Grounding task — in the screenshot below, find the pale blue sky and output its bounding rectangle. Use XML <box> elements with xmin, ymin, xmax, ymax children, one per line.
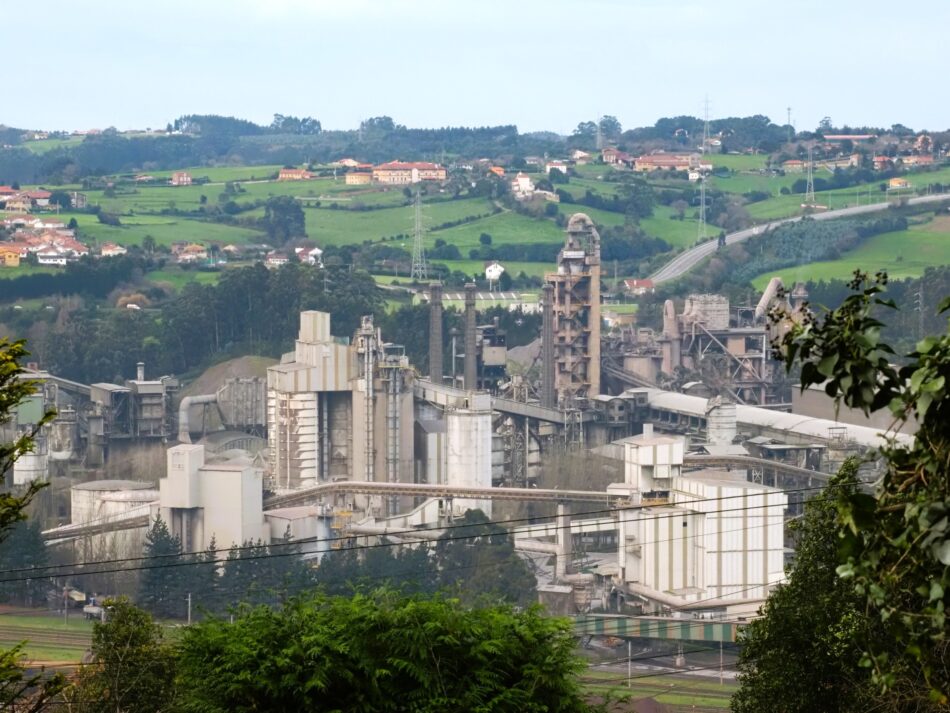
<box><xmin>7</xmin><ymin>0</ymin><xmax>947</xmax><ymax>134</ymax></box>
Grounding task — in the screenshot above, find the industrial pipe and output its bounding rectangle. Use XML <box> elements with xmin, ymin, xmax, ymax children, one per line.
<box><xmin>541</xmin><ymin>283</ymin><xmax>556</xmax><ymax>408</ymax></box>
<box><xmin>755</xmin><ymin>277</ymin><xmax>784</xmax><ymax>321</ymax></box>
<box><xmin>177</xmin><ymin>394</ymin><xmax>217</xmax><ymax>444</ymax></box>
<box><xmin>429</xmin><ymin>282</ymin><xmax>443</xmax><ymax>382</ymax></box>
<box><xmin>463</xmin><ymin>283</ymin><xmax>477</xmax><ymax>390</ymax></box>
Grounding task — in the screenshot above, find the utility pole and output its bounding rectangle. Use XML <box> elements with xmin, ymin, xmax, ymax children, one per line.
<box><xmin>187</xmin><ymin>592</ymin><xmax>192</xmax><ymax>625</ymax></box>
<box><xmin>627</xmin><ymin>640</ymin><xmax>632</xmax><ymax>688</ymax></box>
<box><xmin>786</xmin><ymin>106</ymin><xmax>792</xmax><ymax>145</ymax></box>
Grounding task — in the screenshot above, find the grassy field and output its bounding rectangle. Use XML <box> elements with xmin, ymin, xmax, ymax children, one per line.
<box><xmin>302</xmin><ymin>197</ymin><xmax>496</xmax><ymax>246</ymax></box>
<box><xmin>0</xmin><ymin>265</ymin><xmax>60</xmax><ymax>279</ymax></box>
<box><xmin>432</xmin><ymin>211</ymin><xmax>564</xmax><ymax>251</ymax></box>
<box><xmin>433</xmin><ymin>259</ymin><xmax>552</xmax><ymax>279</ymax></box>
<box><xmin>706</xmin><ymin>153</ymin><xmax>768</xmax><ymax>171</ymax></box>
<box><xmin>147</xmin><ymin>267</ymin><xmax>223</xmax><ymax>289</ymax></box>
<box><xmin>0</xmin><ymin>613</ymin><xmax>93</xmax><ymax>662</ymax></box>
<box><xmin>750</xmin><ymin>217</ymin><xmax>950</xmax><ymax>289</ymax></box>
<box><xmin>19</xmin><ymin>137</ymin><xmax>85</xmax><ymax>154</ymax></box>
<box><xmin>55</xmin><ymin>212</ymin><xmax>264</xmax><ymax>247</ymax></box>
<box><xmin>582</xmin><ymin>669</ymin><xmax>736</xmax><ymax>710</ymax></box>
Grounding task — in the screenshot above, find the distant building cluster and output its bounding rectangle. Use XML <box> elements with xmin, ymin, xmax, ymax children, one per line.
<box><xmin>0</xmin><ymin>214</ymin><xmax>90</xmax><ymax>266</ymax></box>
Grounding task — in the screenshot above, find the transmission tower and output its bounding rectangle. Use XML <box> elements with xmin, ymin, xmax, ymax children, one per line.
<box><xmin>786</xmin><ymin>107</ymin><xmax>792</xmax><ymax>145</ymax></box>
<box><xmin>804</xmin><ymin>145</ymin><xmax>816</xmax><ymax>205</ymax></box>
<box><xmin>410</xmin><ymin>189</ymin><xmax>428</xmax><ymax>281</ymax></box>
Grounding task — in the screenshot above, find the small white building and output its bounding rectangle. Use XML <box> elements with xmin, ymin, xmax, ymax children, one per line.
<box><xmin>510</xmin><ymin>172</ymin><xmax>535</xmax><ymax>199</ymax></box>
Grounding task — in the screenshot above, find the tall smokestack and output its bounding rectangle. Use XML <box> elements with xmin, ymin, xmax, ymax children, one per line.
<box><xmin>428</xmin><ymin>282</ymin><xmax>443</xmax><ymax>383</ymax></box>
<box><xmin>463</xmin><ymin>283</ymin><xmax>477</xmax><ymax>390</ymax></box>
<box><xmin>136</xmin><ymin>362</ymin><xmax>145</xmax><ymax>381</ymax></box>
<box><xmin>541</xmin><ymin>284</ymin><xmax>556</xmax><ymax>408</ymax></box>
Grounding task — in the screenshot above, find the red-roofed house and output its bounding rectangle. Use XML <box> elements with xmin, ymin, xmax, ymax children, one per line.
<box><xmin>0</xmin><ymin>186</ymin><xmax>18</xmax><ymax>196</ymax></box>
<box><xmin>873</xmin><ymin>156</ymin><xmax>893</xmax><ymax>171</ymax></box>
<box><xmin>23</xmin><ymin>190</ymin><xmax>52</xmax><ymax>207</ymax></box>
<box><xmin>100</xmin><ymin>242</ymin><xmax>128</xmax><ymax>257</ymax></box>
<box><xmin>489</xmin><ymin>166</ymin><xmax>505</xmax><ymax>178</ymax></box>
<box><xmin>170</xmin><ymin>171</ymin><xmax>193</xmax><ymax>186</ymax></box>
<box><xmin>278</xmin><ymin>168</ymin><xmax>314</xmax><ymax>181</ymax></box>
<box><xmin>545</xmin><ymin>160</ymin><xmax>569</xmax><ymax>175</ymax></box>
<box><xmin>781</xmin><ymin>159</ymin><xmax>805</xmax><ymax>173</ymax></box>
<box><xmin>623</xmin><ymin>278</ymin><xmax>655</xmax><ymax>295</ymax></box>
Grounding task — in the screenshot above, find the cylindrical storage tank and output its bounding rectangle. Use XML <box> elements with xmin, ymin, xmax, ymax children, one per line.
<box><xmin>13</xmin><ymin>453</ymin><xmax>48</xmax><ymax>485</ymax></box>
<box><xmin>70</xmin><ymin>480</ymin><xmax>157</xmax><ymax>526</ymax></box>
<box><xmin>706</xmin><ymin>401</ymin><xmax>737</xmax><ymax>445</ymax></box>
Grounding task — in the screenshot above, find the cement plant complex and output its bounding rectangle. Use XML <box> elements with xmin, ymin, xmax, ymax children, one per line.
<box><xmin>3</xmin><ymin>213</ymin><xmax>904</xmax><ymax>631</ymax></box>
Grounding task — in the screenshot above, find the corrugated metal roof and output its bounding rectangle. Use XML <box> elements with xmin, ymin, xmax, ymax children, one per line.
<box><xmin>645</xmin><ymin>389</ymin><xmax>912</xmax><ymax>448</ymax></box>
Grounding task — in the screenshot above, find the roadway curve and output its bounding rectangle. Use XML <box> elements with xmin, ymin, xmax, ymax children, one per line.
<box><xmin>649</xmin><ymin>193</ymin><xmax>950</xmax><ymax>285</ymax></box>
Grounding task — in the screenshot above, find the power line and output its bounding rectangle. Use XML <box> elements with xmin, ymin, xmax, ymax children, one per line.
<box><xmin>3</xmin><ymin>484</ymin><xmax>832</xmax><ymax>583</ymax></box>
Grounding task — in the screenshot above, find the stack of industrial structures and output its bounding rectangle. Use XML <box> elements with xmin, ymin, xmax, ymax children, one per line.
<box><xmin>14</xmin><ymin>214</ymin><xmax>911</xmax><ymax>619</ymax></box>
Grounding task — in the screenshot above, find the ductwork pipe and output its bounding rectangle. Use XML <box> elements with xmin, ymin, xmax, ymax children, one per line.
<box><xmin>178</xmin><ymin>394</ymin><xmax>217</xmax><ymax>444</ymax></box>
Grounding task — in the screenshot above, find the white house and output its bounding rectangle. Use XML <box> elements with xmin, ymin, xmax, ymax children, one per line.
<box><xmin>294</xmin><ymin>246</ymin><xmax>324</xmax><ymax>267</ymax></box>
<box><xmin>545</xmin><ymin>160</ymin><xmax>569</xmax><ymax>176</ymax></box>
<box><xmin>510</xmin><ymin>172</ymin><xmax>535</xmax><ymax>199</ymax></box>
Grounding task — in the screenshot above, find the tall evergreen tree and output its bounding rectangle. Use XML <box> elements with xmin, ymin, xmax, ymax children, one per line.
<box><xmin>138</xmin><ymin>516</ymin><xmax>185</xmax><ymax>619</ymax></box>
<box><xmin>0</xmin><ymin>519</ymin><xmax>48</xmax><ymax>606</ymax></box>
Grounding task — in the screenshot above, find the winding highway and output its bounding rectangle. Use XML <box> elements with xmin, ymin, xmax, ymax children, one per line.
<box><xmin>649</xmin><ymin>193</ymin><xmax>950</xmax><ymax>285</ymax></box>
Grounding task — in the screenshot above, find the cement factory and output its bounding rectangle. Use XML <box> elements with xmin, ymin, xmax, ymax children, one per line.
<box><xmin>4</xmin><ymin>213</ymin><xmax>907</xmax><ymax>621</ymax></box>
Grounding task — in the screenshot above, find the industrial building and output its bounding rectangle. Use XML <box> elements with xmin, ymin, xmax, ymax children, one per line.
<box><xmin>21</xmin><ymin>213</ymin><xmax>912</xmax><ymax>631</ymax></box>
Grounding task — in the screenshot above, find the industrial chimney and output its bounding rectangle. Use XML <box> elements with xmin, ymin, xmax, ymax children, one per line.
<box><xmin>541</xmin><ymin>283</ymin><xmax>556</xmax><ymax>408</ymax></box>
<box><xmin>463</xmin><ymin>283</ymin><xmax>477</xmax><ymax>390</ymax></box>
<box><xmin>429</xmin><ymin>283</ymin><xmax>443</xmax><ymax>383</ymax></box>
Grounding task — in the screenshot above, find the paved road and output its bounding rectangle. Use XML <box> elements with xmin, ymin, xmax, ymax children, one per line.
<box><xmin>649</xmin><ymin>193</ymin><xmax>950</xmax><ymax>285</ymax></box>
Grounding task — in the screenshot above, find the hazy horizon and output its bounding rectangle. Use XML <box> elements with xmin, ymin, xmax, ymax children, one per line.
<box><xmin>6</xmin><ymin>0</ymin><xmax>948</xmax><ymax>134</ymax></box>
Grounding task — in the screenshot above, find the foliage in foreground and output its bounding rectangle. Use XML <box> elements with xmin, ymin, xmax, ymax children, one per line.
<box><xmin>770</xmin><ymin>271</ymin><xmax>949</xmax><ymax>706</ymax></box>
<box><xmin>0</xmin><ymin>339</ymin><xmax>63</xmax><ymax>711</ymax></box>
<box><xmin>60</xmin><ymin>594</ymin><xmax>591</xmax><ymax>713</ymax></box>
<box><xmin>733</xmin><ymin>460</ymin><xmax>878</xmax><ymax>712</ymax></box>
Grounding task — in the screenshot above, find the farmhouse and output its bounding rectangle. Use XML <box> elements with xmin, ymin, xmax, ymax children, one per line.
<box><xmin>100</xmin><ymin>242</ymin><xmax>128</xmax><ymax>257</ymax></box>
<box><xmin>265</xmin><ymin>250</ymin><xmax>290</xmax><ymax>267</ymax></box>
<box><xmin>781</xmin><ymin>159</ymin><xmax>805</xmax><ymax>173</ymax></box>
<box><xmin>345</xmin><ymin>172</ymin><xmax>372</xmax><ymax>185</ymax></box>
<box><xmin>634</xmin><ymin>153</ymin><xmax>700</xmax><ymax>172</ymax></box>
<box><xmin>177</xmin><ymin>243</ymin><xmax>208</xmax><ymax>263</ymax></box>
<box><xmin>333</xmin><ymin>158</ymin><xmax>360</xmax><ymax>168</ymax></box>
<box><xmin>888</xmin><ymin>177</ymin><xmax>911</xmax><ymax>189</ymax></box>
<box><xmin>372</xmin><ymin>161</ymin><xmax>446</xmax><ymax>185</ymax></box>
<box><xmin>602</xmin><ymin>148</ymin><xmax>635</xmax><ymax>167</ymax></box>
<box><xmin>873</xmin><ymin>156</ymin><xmax>893</xmax><ymax>170</ymax></box>
<box><xmin>623</xmin><ymin>278</ymin><xmax>655</xmax><ymax>295</ymax></box>
<box><xmin>170</xmin><ymin>171</ymin><xmax>193</xmax><ymax>186</ymax></box>
<box><xmin>0</xmin><ymin>246</ymin><xmax>21</xmax><ymax>267</ymax></box>
<box><xmin>901</xmin><ymin>154</ymin><xmax>934</xmax><ymax>167</ymax></box>
<box><xmin>545</xmin><ymin>160</ymin><xmax>569</xmax><ymax>175</ymax></box>
<box><xmin>489</xmin><ymin>166</ymin><xmax>505</xmax><ymax>178</ymax></box>
<box><xmin>510</xmin><ymin>172</ymin><xmax>535</xmax><ymax>199</ymax></box>
<box><xmin>278</xmin><ymin>168</ymin><xmax>313</xmax><ymax>181</ymax></box>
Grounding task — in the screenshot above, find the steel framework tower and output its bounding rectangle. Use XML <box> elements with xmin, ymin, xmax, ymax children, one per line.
<box><xmin>410</xmin><ymin>190</ymin><xmax>428</xmax><ymax>281</ymax></box>
<box><xmin>545</xmin><ymin>214</ymin><xmax>601</xmax><ymax>408</ymax></box>
<box><xmin>804</xmin><ymin>146</ymin><xmax>816</xmax><ymax>205</ymax></box>
<box><xmin>698</xmin><ymin>97</ymin><xmax>711</xmax><ymax>242</ymax></box>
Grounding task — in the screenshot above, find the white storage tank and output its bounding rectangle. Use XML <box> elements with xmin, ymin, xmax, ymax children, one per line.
<box><xmin>71</xmin><ymin>480</ymin><xmax>158</xmax><ymax>526</ymax></box>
